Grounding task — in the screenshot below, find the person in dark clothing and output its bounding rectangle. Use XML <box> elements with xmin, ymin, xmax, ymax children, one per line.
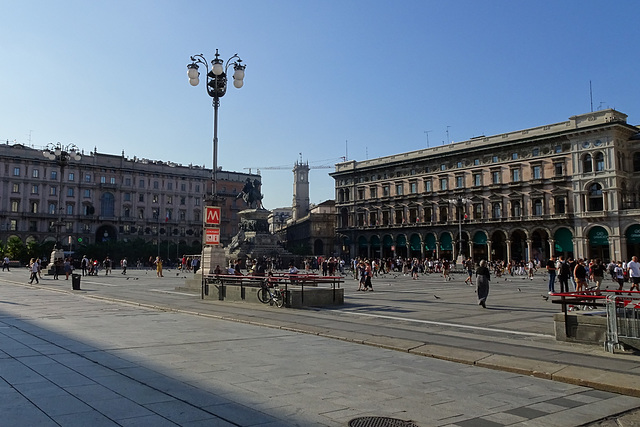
<box><xmin>476</xmin><ymin>260</ymin><xmax>491</xmax><ymax>308</ymax></box>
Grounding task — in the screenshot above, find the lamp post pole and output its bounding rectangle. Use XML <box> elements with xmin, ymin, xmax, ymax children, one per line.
<box><xmin>43</xmin><ymin>143</ymin><xmax>81</xmax><ymax>270</ymax></box>
<box><xmin>187</xmin><ymin>49</ymin><xmax>245</xmax><ymax>204</ymax></box>
<box><xmin>187</xmin><ymin>49</ymin><xmax>245</xmax><ymax>283</ymax></box>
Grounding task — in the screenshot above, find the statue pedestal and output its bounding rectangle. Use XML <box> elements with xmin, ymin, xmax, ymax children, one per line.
<box><xmin>47</xmin><ymin>248</ymin><xmax>64</xmax><ymax>275</ymax></box>
<box><xmin>225</xmin><ymin>209</ymin><xmax>292</xmax><ymax>263</ymax></box>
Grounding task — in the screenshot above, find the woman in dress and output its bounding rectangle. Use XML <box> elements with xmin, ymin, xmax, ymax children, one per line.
<box><xmin>476</xmin><ymin>259</ymin><xmax>491</xmax><ymax>308</ymax></box>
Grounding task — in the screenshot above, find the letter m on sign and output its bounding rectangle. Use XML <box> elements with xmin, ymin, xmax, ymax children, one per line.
<box><xmin>205</xmin><ymin>206</ymin><xmax>221</xmax><ymax>226</ymax></box>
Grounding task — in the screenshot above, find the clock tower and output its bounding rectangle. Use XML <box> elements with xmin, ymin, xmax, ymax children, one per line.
<box><xmin>292</xmin><ymin>159</ymin><xmax>310</xmax><ymax>221</ymax></box>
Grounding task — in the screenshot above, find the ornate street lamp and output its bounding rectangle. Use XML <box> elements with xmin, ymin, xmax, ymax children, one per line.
<box><xmin>447</xmin><ymin>196</ymin><xmax>470</xmax><ymax>264</ymax></box>
<box><xmin>187</xmin><ymin>49</ymin><xmax>246</xmax><ymax>203</ymax></box>
<box><xmin>42</xmin><ymin>143</ymin><xmax>81</xmax><ymax>250</ymax></box>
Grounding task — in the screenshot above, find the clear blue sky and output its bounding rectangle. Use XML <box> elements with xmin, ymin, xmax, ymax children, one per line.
<box><xmin>1</xmin><ymin>0</ymin><xmax>638</xmax><ymax>209</ymax></box>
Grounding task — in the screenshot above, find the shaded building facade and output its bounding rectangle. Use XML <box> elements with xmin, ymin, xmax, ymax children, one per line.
<box><xmin>0</xmin><ymin>143</ymin><xmax>259</xmax><ymax>252</ymax></box>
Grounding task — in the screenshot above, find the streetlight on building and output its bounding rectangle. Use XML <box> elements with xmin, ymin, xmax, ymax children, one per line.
<box><xmin>447</xmin><ymin>196</ymin><xmax>470</xmax><ymax>264</ymax></box>
<box><xmin>187</xmin><ymin>49</ymin><xmax>246</xmax><ymax>203</ymax></box>
<box><xmin>42</xmin><ymin>143</ymin><xmax>81</xmax><ymax>268</ymax></box>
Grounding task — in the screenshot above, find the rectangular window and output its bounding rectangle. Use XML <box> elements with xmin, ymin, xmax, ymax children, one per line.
<box><xmin>153</xmin><ymin>181</ymin><xmax>159</xmax><ymax>189</ymax></box>
<box><xmin>511</xmin><ymin>169</ymin><xmax>520</xmax><ymax>182</ymax></box>
<box><xmin>9</xmin><ymin>220</ymin><xmax>17</xmax><ymax>231</ymax></box>
<box><xmin>67</xmin><ymin>188</ymin><xmax>74</xmax><ymax>197</ymax></box>
<box><xmin>167</xmin><ymin>182</ymin><xmax>173</xmax><ymax>190</ymax></box>
<box><xmin>13</xmin><ymin>167</ymin><xmax>20</xmax><ymax>176</ymax></box>
<box><xmin>110</xmin><ymin>177</ymin><xmax>116</xmax><ymax>184</ymax></box>
<box><xmin>84</xmin><ymin>189</ymin><xmax>91</xmax><ymax>198</ymax></box>
<box><xmin>382</xmin><ymin>185</ymin><xmax>390</xmax><ymax>197</ymax></box>
<box><xmin>533</xmin><ymin>165</ymin><xmax>542</xmax><ymax>179</ymax></box>
<box><xmin>473</xmin><ymin>173</ymin><xmax>481</xmax><ymax>187</ymax></box>
<box><xmin>369</xmin><ymin>187</ymin><xmax>377</xmax><ymax>198</ymax></box>
<box><xmin>66</xmin><ymin>205</ymin><xmax>73</xmax><ymax>215</ymax></box>
<box><xmin>179</xmin><ymin>210</ymin><xmax>186</xmax><ymax>221</ymax></box>
<box><xmin>50</xmin><ymin>186</ymin><xmax>56</xmax><ymax>196</ymax></box>
<box><xmin>123</xmin><ymin>193</ymin><xmax>130</xmax><ymax>201</ymax></box>
<box><xmin>68</xmin><ymin>172</ymin><xmax>75</xmax><ymax>181</ymax></box>
<box><xmin>32</xmin><ymin>169</ymin><xmax>39</xmax><ymax>178</ymax></box>
<box><xmin>49</xmin><ymin>203</ymin><xmax>56</xmax><ymax>214</ymax></box>
<box><xmin>125</xmin><ymin>177</ymin><xmax>131</xmax><ymax>186</ymax></box>
<box><xmin>511</xmin><ymin>153</ymin><xmax>518</xmax><ymax>160</ymax></box>
<box><xmin>410</xmin><ymin>182</ymin><xmax>417</xmax><ymax>194</ymax></box>
<box><xmin>195</xmin><ymin>184</ymin><xmax>199</xmax><ymax>192</ymax></box>
<box><xmin>152</xmin><ymin>194</ymin><xmax>159</xmax><ymax>203</ymax></box>
<box><xmin>396</xmin><ymin>184</ymin><xmax>403</xmax><ymax>196</ymax></box>
<box><xmin>167</xmin><ymin>195</ymin><xmax>173</xmax><ymax>204</ymax></box>
<box><xmin>556</xmin><ymin>197</ymin><xmax>566</xmax><ymax>214</ymax></box>
<box><xmin>357</xmin><ymin>188</ymin><xmax>365</xmax><ymax>200</ymax></box>
<box><xmin>12</xmin><ymin>184</ymin><xmax>19</xmax><ymax>193</ymax></box>
<box><xmin>139</xmin><ymin>179</ymin><xmax>145</xmax><ymax>188</ymax></box>
<box><xmin>455</xmin><ymin>176</ymin><xmax>463</xmax><ymax>189</ymax></box>
<box><xmin>31</xmin><ymin>202</ymin><xmax>38</xmax><ymax>214</ymax></box>
<box><xmin>554</xmin><ymin>163</ymin><xmax>564</xmax><ymax>177</ymax></box>
<box><xmin>492</xmin><ymin>171</ymin><xmax>500</xmax><ymax>184</ymax></box>
<box><xmin>492</xmin><ymin>156</ymin><xmax>498</xmax><ymax>163</ymax></box>
<box><xmin>31</xmin><ymin>185</ymin><xmax>39</xmax><ymax>194</ymax></box>
<box><xmin>440</xmin><ymin>178</ymin><xmax>448</xmax><ymax>191</ymax></box>
<box><xmin>85</xmin><ymin>174</ymin><xmax>91</xmax><ymax>182</ymax></box>
<box><xmin>11</xmin><ymin>201</ymin><xmax>19</xmax><ymax>212</ymax></box>
<box><xmin>180</xmin><ymin>196</ymin><xmax>186</xmax><ymax>205</ymax></box>
<box><xmin>195</xmin><ymin>197</ymin><xmax>200</xmax><ymax>206</ymax></box>
<box><xmin>100</xmin><ymin>176</ymin><xmax>106</xmax><ymax>184</ymax></box>
<box><xmin>474</xmin><ymin>159</ymin><xmax>480</xmax><ymax>166</ymax></box>
<box><xmin>139</xmin><ymin>194</ymin><xmax>144</xmax><ymax>202</ymax></box>
<box><xmin>51</xmin><ymin>171</ymin><xmax>57</xmax><ymax>180</ymax></box>
<box><xmin>181</xmin><ymin>183</ymin><xmax>186</xmax><ymax>191</ymax></box>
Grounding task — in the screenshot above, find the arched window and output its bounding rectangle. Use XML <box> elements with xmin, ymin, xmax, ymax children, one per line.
<box><xmin>583</xmin><ymin>154</ymin><xmax>593</xmax><ymax>173</ymax></box>
<box><xmin>588</xmin><ymin>183</ymin><xmax>604</xmax><ymax>211</ymax></box>
<box><xmin>595</xmin><ymin>152</ymin><xmax>605</xmax><ymax>171</ymax></box>
<box><xmin>492</xmin><ymin>202</ymin><xmax>501</xmax><ymax>218</ymax></box>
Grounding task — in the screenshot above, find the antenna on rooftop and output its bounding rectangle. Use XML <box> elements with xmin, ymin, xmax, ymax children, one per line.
<box><xmin>590</xmin><ymin>80</ymin><xmax>593</xmax><ymax>112</ymax></box>
<box><xmin>424</xmin><ymin>130</ymin><xmax>432</xmax><ymax>148</ymax></box>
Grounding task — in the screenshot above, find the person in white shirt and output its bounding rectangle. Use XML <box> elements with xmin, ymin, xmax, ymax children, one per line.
<box><xmin>627</xmin><ymin>256</ymin><xmax>640</xmax><ymax>293</ymax></box>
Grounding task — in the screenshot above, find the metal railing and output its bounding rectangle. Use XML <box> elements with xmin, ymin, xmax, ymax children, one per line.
<box><xmin>605</xmin><ymin>294</ymin><xmax>640</xmax><ymax>353</ymax></box>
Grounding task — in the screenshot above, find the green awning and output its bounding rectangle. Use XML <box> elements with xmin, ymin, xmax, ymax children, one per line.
<box><xmin>424</xmin><ymin>233</ymin><xmax>436</xmax><ymax>250</ymax></box>
<box><xmin>554</xmin><ymin>228</ymin><xmax>574</xmax><ymax>252</ymax></box>
<box><xmin>440</xmin><ymin>233</ymin><xmax>452</xmax><ymax>251</ymax></box>
<box><xmin>588</xmin><ymin>226</ymin><xmax>609</xmax><ymax>246</ymax></box>
<box><xmin>410</xmin><ymin>234</ymin><xmax>421</xmax><ymax>251</ymax></box>
<box><xmin>627</xmin><ymin>225</ymin><xmax>640</xmax><ymax>244</ymax></box>
<box><xmin>473</xmin><ymin>231</ymin><xmax>487</xmax><ymax>245</ymax></box>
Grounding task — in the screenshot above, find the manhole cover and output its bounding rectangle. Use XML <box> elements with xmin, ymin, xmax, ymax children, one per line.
<box><xmin>348</xmin><ymin>416</ymin><xmax>420</xmax><ymax>427</ymax></box>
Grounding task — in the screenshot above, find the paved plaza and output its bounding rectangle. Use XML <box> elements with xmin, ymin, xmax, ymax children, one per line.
<box><xmin>1</xmin><ymin>267</ymin><xmax>640</xmax><ymax>426</ymax></box>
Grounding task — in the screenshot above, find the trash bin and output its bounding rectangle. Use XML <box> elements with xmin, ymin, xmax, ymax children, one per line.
<box><xmin>71</xmin><ymin>273</ymin><xmax>81</xmax><ymax>290</ymax></box>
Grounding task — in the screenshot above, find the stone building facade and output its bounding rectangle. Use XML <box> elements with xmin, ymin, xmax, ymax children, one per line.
<box><xmin>0</xmin><ymin>143</ymin><xmax>259</xmax><ymax>251</ymax></box>
<box><xmin>331</xmin><ymin>109</ymin><xmax>640</xmax><ymax>263</ymax></box>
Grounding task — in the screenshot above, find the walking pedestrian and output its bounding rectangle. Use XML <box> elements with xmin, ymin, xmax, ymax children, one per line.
<box><xmin>155</xmin><ymin>256</ymin><xmax>164</xmax><ymax>277</ymax></box>
<box><xmin>121</xmin><ymin>258</ymin><xmax>128</xmax><ymax>275</ymax></box>
<box><xmin>628</xmin><ymin>256</ymin><xmax>640</xmax><ymax>293</ymax></box>
<box><xmin>28</xmin><ymin>258</ymin><xmax>39</xmax><ymax>284</ymax></box>
<box><xmin>546</xmin><ymin>255</ymin><xmax>557</xmax><ymax>294</ymax></box>
<box><xmin>2</xmin><ymin>255</ymin><xmax>10</xmax><ymax>271</ymax></box>
<box><xmin>476</xmin><ymin>260</ymin><xmax>490</xmax><ymax>308</ymax></box>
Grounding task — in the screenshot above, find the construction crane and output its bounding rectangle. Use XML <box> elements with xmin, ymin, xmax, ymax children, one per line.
<box><xmin>243</xmin><ymin>155</ymin><xmax>339</xmax><ymax>175</ymax></box>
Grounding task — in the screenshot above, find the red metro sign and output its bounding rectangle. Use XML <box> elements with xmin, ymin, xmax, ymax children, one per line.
<box><xmin>204</xmin><ymin>206</ymin><xmax>221</xmax><ymax>226</ymax></box>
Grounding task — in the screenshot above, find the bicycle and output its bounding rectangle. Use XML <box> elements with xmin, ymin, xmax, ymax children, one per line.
<box><xmin>257</xmin><ymin>282</ymin><xmax>285</xmax><ymax>307</ymax></box>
